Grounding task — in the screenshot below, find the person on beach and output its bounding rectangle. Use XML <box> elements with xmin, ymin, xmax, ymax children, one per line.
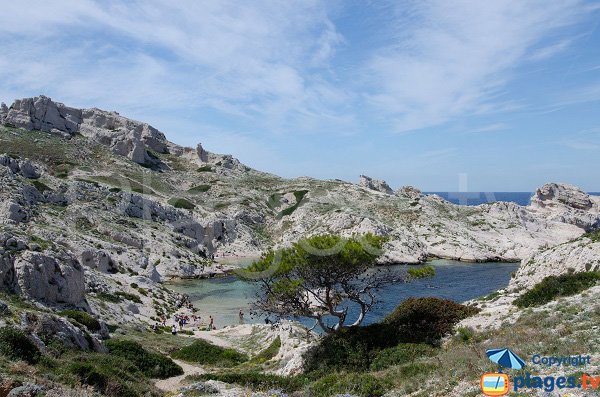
<box><xmin>171</xmin><ymin>324</ymin><xmax>177</xmax><ymax>335</ymax></box>
<box><xmin>208</xmin><ymin>315</ymin><xmax>214</xmax><ymax>330</ymax></box>
<box><xmin>238</xmin><ymin>309</ymin><xmax>244</xmax><ymax>323</ymax></box>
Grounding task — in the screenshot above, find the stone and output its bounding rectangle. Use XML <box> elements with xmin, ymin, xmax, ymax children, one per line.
<box><xmin>531</xmin><ymin>183</ymin><xmax>593</xmax><ymax>210</ymax></box>
<box><xmin>0</xmin><ymin>299</ymin><xmax>10</xmax><ymax>316</ymax></box>
<box><xmin>7</xmin><ymin>382</ymin><xmax>44</xmax><ymax>397</ymax></box>
<box><xmin>79</xmin><ymin>249</ymin><xmax>115</xmax><ymax>273</ymax></box>
<box><xmin>358</xmin><ymin>174</ymin><xmax>393</xmax><ymax>194</ymax></box>
<box><xmin>13</xmin><ymin>251</ymin><xmax>85</xmax><ymax>304</ymax></box>
<box><xmin>0</xmin><ymin>154</ymin><xmax>40</xmax><ymax>179</ymax></box>
<box><xmin>0</xmin><ymin>200</ymin><xmax>28</xmax><ymax>224</ymax></box>
<box><xmin>20</xmin><ymin>312</ymin><xmax>106</xmax><ymax>353</ymax></box>
<box><xmin>196</xmin><ymin>143</ymin><xmax>208</xmax><ymax>162</ymax></box>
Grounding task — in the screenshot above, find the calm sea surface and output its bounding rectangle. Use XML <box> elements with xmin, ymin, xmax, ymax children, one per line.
<box><xmin>167</xmin><ymin>260</ymin><xmax>520</xmax><ymax>329</ymax></box>
<box><xmin>427</xmin><ymin>192</ymin><xmax>600</xmax><ymax>206</ymax></box>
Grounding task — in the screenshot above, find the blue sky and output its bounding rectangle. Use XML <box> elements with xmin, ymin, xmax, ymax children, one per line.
<box><xmin>1</xmin><ymin>1</ymin><xmax>599</xmax><ymax>191</ymax></box>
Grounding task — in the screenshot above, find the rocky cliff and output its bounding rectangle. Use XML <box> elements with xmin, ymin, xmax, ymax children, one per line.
<box><xmin>1</xmin><ymin>95</ymin><xmax>599</xmax><ymax>326</ymax></box>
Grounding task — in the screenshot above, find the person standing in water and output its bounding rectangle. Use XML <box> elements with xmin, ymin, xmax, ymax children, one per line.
<box><xmin>238</xmin><ymin>309</ymin><xmax>244</xmax><ymax>324</ymax></box>
<box><xmin>208</xmin><ymin>315</ymin><xmax>214</xmax><ymax>330</ymax></box>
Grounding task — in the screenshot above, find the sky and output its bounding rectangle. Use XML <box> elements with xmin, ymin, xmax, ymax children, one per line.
<box><xmin>1</xmin><ymin>0</ymin><xmax>599</xmax><ymax>192</ymax></box>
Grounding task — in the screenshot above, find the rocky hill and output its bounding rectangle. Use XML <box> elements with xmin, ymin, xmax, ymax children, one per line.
<box><xmin>1</xmin><ymin>96</ymin><xmax>600</xmax><ymax>326</ymax></box>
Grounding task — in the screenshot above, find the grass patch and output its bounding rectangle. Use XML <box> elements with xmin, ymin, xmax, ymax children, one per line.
<box><xmin>249</xmin><ymin>336</ymin><xmax>281</xmax><ymax>364</ymax></box>
<box><xmin>31</xmin><ymin>179</ymin><xmax>52</xmax><ymax>192</ymax></box>
<box><xmin>171</xmin><ymin>339</ymin><xmax>248</xmax><ymax>367</ymax></box>
<box><xmin>191</xmin><ymin>372</ymin><xmax>308</xmax><ymax>392</ymax></box>
<box><xmin>276</xmin><ymin>190</ymin><xmax>308</xmax><ymax>219</ymax></box>
<box><xmin>583</xmin><ymin>229</ymin><xmax>600</xmax><ymax>243</ymax></box>
<box><xmin>308</xmin><ymin>372</ymin><xmax>391</xmax><ymax>397</ymax></box>
<box><xmin>59</xmin><ymin>310</ymin><xmax>101</xmax><ymax>332</ymax></box>
<box><xmin>513</xmin><ymin>271</ymin><xmax>600</xmax><ymax>308</ymax></box>
<box><xmin>168</xmin><ymin>197</ymin><xmax>195</xmax><ymax>210</ymax></box>
<box><xmin>104</xmin><ymin>339</ymin><xmax>183</xmax><ymax>378</ymax></box>
<box><xmin>0</xmin><ymin>327</ymin><xmax>41</xmax><ymax>364</ymax></box>
<box><xmin>407</xmin><ymin>265</ymin><xmax>435</xmax><ymax>279</ymax></box>
<box><xmin>370</xmin><ymin>343</ymin><xmax>437</xmax><ymax>371</ymax></box>
<box><xmin>188</xmin><ymin>184</ymin><xmax>211</xmax><ymax>193</ymax></box>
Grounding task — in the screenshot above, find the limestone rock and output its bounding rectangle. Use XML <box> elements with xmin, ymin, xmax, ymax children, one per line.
<box><xmin>358</xmin><ymin>174</ymin><xmax>393</xmax><ymax>194</ymax></box>
<box><xmin>396</xmin><ymin>185</ymin><xmax>422</xmax><ymax>200</ymax></box>
<box><xmin>20</xmin><ymin>312</ymin><xmax>106</xmax><ymax>352</ymax></box>
<box><xmin>0</xmin><ymin>200</ymin><xmax>28</xmax><ymax>224</ymax></box>
<box><xmin>197</xmin><ymin>143</ymin><xmax>208</xmax><ymax>162</ymax></box>
<box><xmin>531</xmin><ymin>183</ymin><xmax>593</xmax><ymax>210</ymax></box>
<box><xmin>0</xmin><ymin>154</ymin><xmax>40</xmax><ymax>179</ymax></box>
<box><xmin>79</xmin><ymin>249</ymin><xmax>115</xmax><ymax>273</ymax></box>
<box><xmin>7</xmin><ymin>383</ymin><xmax>44</xmax><ymax>397</ymax></box>
<box><xmin>0</xmin><ymin>299</ymin><xmax>10</xmax><ymax>316</ymax></box>
<box><xmin>13</xmin><ymin>251</ymin><xmax>85</xmax><ymax>304</ymax></box>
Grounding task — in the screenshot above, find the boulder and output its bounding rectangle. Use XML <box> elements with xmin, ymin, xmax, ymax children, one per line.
<box><xmin>531</xmin><ymin>183</ymin><xmax>593</xmax><ymax>210</ymax></box>
<box><xmin>13</xmin><ymin>251</ymin><xmax>85</xmax><ymax>304</ymax></box>
<box><xmin>358</xmin><ymin>174</ymin><xmax>393</xmax><ymax>194</ymax></box>
<box><xmin>20</xmin><ymin>312</ymin><xmax>106</xmax><ymax>353</ymax></box>
<box><xmin>0</xmin><ymin>299</ymin><xmax>10</xmax><ymax>316</ymax></box>
<box><xmin>0</xmin><ymin>200</ymin><xmax>28</xmax><ymax>224</ymax></box>
<box><xmin>7</xmin><ymin>383</ymin><xmax>44</xmax><ymax>397</ymax></box>
<box><xmin>79</xmin><ymin>249</ymin><xmax>115</xmax><ymax>273</ymax></box>
<box><xmin>196</xmin><ymin>143</ymin><xmax>208</xmax><ymax>162</ymax></box>
<box><xmin>0</xmin><ymin>154</ymin><xmax>40</xmax><ymax>179</ymax></box>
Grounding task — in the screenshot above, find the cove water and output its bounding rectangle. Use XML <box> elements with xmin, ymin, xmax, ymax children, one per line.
<box><xmin>167</xmin><ymin>259</ymin><xmax>519</xmax><ymax>330</ymax></box>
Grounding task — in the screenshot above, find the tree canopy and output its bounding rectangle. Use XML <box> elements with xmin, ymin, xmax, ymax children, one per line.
<box><xmin>238</xmin><ymin>234</ymin><xmax>400</xmax><ymax>333</ymax></box>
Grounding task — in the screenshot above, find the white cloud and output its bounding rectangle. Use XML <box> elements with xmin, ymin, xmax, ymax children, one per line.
<box><xmin>363</xmin><ymin>0</ymin><xmax>589</xmax><ymax>133</ymax></box>
<box><xmin>0</xmin><ymin>0</ymin><xmax>350</xmax><ymax>135</ymax></box>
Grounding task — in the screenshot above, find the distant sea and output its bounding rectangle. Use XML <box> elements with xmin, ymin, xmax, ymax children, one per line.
<box><xmin>426</xmin><ymin>192</ymin><xmax>600</xmax><ymax>206</ymax></box>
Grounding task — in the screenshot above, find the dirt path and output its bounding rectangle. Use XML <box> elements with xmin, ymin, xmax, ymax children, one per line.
<box><xmin>155</xmin><ymin>359</ymin><xmax>204</xmax><ymax>392</ymax></box>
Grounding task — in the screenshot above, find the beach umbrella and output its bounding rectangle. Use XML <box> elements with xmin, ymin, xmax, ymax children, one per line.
<box><xmin>486</xmin><ymin>348</ymin><xmax>526</xmax><ymax>370</ymax></box>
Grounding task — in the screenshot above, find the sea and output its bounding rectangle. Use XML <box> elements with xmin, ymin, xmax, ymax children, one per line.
<box><xmin>426</xmin><ymin>191</ymin><xmax>600</xmax><ymax>206</ymax></box>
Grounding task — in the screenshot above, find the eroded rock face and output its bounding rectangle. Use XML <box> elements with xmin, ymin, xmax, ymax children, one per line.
<box><xmin>0</xmin><ymin>154</ymin><xmax>40</xmax><ymax>179</ymax></box>
<box><xmin>20</xmin><ymin>312</ymin><xmax>106</xmax><ymax>352</ymax></box>
<box><xmin>0</xmin><ymin>200</ymin><xmax>28</xmax><ymax>224</ymax></box>
<box><xmin>529</xmin><ymin>183</ymin><xmax>600</xmax><ymax>231</ymax></box>
<box><xmin>79</xmin><ymin>250</ymin><xmax>115</xmax><ymax>273</ymax></box>
<box><xmin>1</xmin><ymin>96</ymin><xmax>168</xmax><ymax>164</ymax></box>
<box><xmin>531</xmin><ymin>183</ymin><xmax>593</xmax><ymax>210</ymax></box>
<box><xmin>13</xmin><ymin>251</ymin><xmax>85</xmax><ymax>305</ymax></box>
<box><xmin>358</xmin><ymin>175</ymin><xmax>393</xmax><ymax>194</ymax></box>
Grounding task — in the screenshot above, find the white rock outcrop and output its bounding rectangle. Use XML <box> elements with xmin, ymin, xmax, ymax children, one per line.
<box><xmin>358</xmin><ymin>174</ymin><xmax>393</xmax><ymax>194</ymax></box>
<box><xmin>13</xmin><ymin>251</ymin><xmax>85</xmax><ymax>304</ymax></box>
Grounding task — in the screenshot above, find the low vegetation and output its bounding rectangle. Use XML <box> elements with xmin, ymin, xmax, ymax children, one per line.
<box><xmin>513</xmin><ymin>271</ymin><xmax>600</xmax><ymax>308</ymax></box>
<box><xmin>0</xmin><ymin>327</ymin><xmax>41</xmax><ymax>364</ymax></box>
<box><xmin>407</xmin><ymin>265</ymin><xmax>435</xmax><ymax>278</ymax></box>
<box><xmin>171</xmin><ymin>339</ymin><xmax>248</xmax><ymax>367</ymax></box>
<box><xmin>59</xmin><ymin>310</ymin><xmax>101</xmax><ymax>332</ymax></box>
<box><xmin>188</xmin><ymin>184</ymin><xmax>211</xmax><ymax>193</ymax></box>
<box><xmin>105</xmin><ymin>339</ymin><xmax>183</xmax><ymax>378</ymax></box>
<box><xmin>168</xmin><ymin>197</ymin><xmax>196</xmax><ymax>210</ymax></box>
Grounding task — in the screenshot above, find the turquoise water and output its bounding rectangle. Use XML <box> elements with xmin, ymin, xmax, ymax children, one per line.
<box><xmin>166</xmin><ymin>259</ymin><xmax>519</xmax><ymax>329</ymax></box>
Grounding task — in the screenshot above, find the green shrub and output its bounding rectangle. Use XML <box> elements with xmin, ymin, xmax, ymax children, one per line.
<box><xmin>66</xmin><ymin>354</ymin><xmax>150</xmax><ymax>397</ymax></box>
<box><xmin>385</xmin><ymin>297</ymin><xmax>480</xmax><ymax>345</ymax></box>
<box><xmin>59</xmin><ymin>310</ymin><xmax>101</xmax><ymax>332</ymax></box>
<box><xmin>168</xmin><ymin>197</ymin><xmax>195</xmax><ymax>210</ymax></box>
<box><xmin>370</xmin><ymin>343</ymin><xmax>437</xmax><ymax>371</ymax></box>
<box><xmin>95</xmin><ymin>292</ymin><xmax>122</xmax><ymax>303</ymax></box>
<box><xmin>105</xmin><ymin>339</ymin><xmax>183</xmax><ymax>379</ymax></box>
<box><xmin>303</xmin><ymin>324</ymin><xmax>394</xmax><ymax>372</ymax></box>
<box><xmin>115</xmin><ymin>292</ymin><xmax>142</xmax><ymax>304</ymax></box>
<box><xmin>0</xmin><ymin>327</ymin><xmax>41</xmax><ymax>364</ymax></box>
<box><xmin>188</xmin><ymin>184</ymin><xmax>211</xmax><ymax>193</ymax></box>
<box><xmin>308</xmin><ymin>372</ymin><xmax>391</xmax><ymax>397</ymax></box>
<box><xmin>31</xmin><ymin>180</ymin><xmax>51</xmax><ymax>192</ymax></box>
<box><xmin>514</xmin><ymin>272</ymin><xmax>600</xmax><ymax>308</ymax></box>
<box><xmin>582</xmin><ymin>229</ymin><xmax>600</xmax><ymax>243</ymax></box>
<box><xmin>276</xmin><ymin>190</ymin><xmax>308</xmax><ymax>219</ymax></box>
<box><xmin>407</xmin><ymin>265</ymin><xmax>435</xmax><ymax>278</ymax></box>
<box><xmin>250</xmin><ymin>336</ymin><xmax>281</xmax><ymax>364</ymax></box>
<box><xmin>171</xmin><ymin>339</ymin><xmax>248</xmax><ymax>367</ymax></box>
<box><xmin>191</xmin><ymin>372</ymin><xmax>307</xmax><ymax>392</ymax></box>
<box><xmin>196</xmin><ymin>165</ymin><xmax>213</xmax><ymax>172</ymax></box>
